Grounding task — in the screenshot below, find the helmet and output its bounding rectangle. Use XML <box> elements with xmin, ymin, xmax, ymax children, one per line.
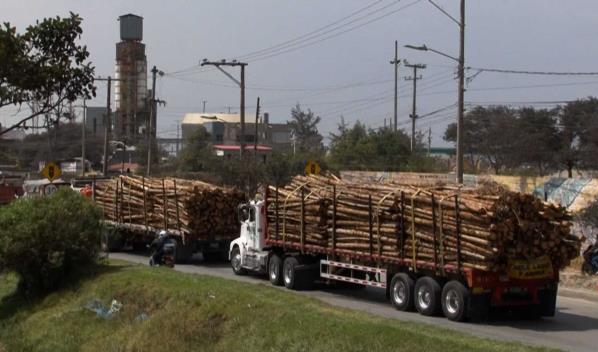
<box><xmin>158</xmin><ymin>230</ymin><xmax>168</xmax><ymax>239</ymax></box>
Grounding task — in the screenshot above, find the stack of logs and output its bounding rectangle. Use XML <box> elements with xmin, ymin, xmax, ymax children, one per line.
<box><xmin>94</xmin><ymin>176</ymin><xmax>245</xmax><ymax>240</ymax></box>
<box><xmin>267</xmin><ymin>175</ymin><xmax>580</xmax><ymax>272</ymax></box>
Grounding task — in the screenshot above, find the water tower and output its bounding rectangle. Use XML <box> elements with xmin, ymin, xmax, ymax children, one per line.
<box><xmin>114</xmin><ymin>14</ymin><xmax>148</xmax><ymax>140</ymax></box>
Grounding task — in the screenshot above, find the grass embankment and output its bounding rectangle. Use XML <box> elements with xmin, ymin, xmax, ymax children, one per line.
<box><xmin>0</xmin><ymin>261</ymin><xmax>557</xmax><ymax>352</ymax></box>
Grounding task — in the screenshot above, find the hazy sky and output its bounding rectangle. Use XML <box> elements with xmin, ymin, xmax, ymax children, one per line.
<box><xmin>2</xmin><ymin>0</ymin><xmax>598</xmax><ymax>146</ymax></box>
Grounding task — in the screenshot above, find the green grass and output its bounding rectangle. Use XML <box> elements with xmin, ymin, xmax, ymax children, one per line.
<box><xmin>0</xmin><ymin>261</ymin><xmax>558</xmax><ymax>352</ymax></box>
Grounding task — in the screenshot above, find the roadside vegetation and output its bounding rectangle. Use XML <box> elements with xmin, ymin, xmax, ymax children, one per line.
<box><xmin>0</xmin><ymin>188</ymin><xmax>102</xmax><ymax>297</ymax></box>
<box><xmin>0</xmin><ymin>261</ymin><xmax>558</xmax><ymax>352</ymax></box>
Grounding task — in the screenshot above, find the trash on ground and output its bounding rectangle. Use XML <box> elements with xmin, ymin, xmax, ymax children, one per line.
<box><xmin>85</xmin><ymin>298</ymin><xmax>123</xmax><ymax>319</ymax></box>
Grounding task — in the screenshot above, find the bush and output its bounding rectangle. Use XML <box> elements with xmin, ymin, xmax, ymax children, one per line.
<box><xmin>0</xmin><ymin>188</ymin><xmax>103</xmax><ymax>296</ymax></box>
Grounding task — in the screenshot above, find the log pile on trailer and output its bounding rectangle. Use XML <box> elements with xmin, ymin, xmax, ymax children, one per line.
<box><xmin>266</xmin><ymin>175</ymin><xmax>581</xmax><ymax>272</ymax></box>
<box><xmin>94</xmin><ymin>175</ymin><xmax>245</xmax><ymax>240</ymax></box>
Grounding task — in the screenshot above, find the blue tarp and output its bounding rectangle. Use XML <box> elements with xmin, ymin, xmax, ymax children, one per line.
<box><xmin>534</xmin><ymin>178</ymin><xmax>591</xmax><ymax>208</ymax></box>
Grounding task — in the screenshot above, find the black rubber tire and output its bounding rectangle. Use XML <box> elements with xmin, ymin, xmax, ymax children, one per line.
<box><xmin>441</xmin><ymin>280</ymin><xmax>469</xmax><ymax>322</ymax></box>
<box><xmin>389</xmin><ymin>273</ymin><xmax>415</xmax><ymax>311</ymax></box>
<box><xmin>283</xmin><ymin>257</ymin><xmax>300</xmax><ymax>289</ymax></box>
<box><xmin>203</xmin><ymin>251</ymin><xmax>222</xmax><ymax>262</ymax></box>
<box><xmin>538</xmin><ymin>288</ymin><xmax>557</xmax><ymax>317</ymax></box>
<box><xmin>269</xmin><ymin>254</ymin><xmax>284</xmax><ymax>286</ymax></box>
<box><xmin>414</xmin><ymin>276</ymin><xmax>442</xmax><ymax>316</ymax></box>
<box><xmin>230</xmin><ymin>246</ymin><xmax>247</xmax><ymax>275</ymax></box>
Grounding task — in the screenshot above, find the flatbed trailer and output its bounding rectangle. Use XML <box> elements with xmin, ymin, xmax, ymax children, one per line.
<box><xmin>229</xmin><ymin>198</ymin><xmax>559</xmax><ymax>322</ymax></box>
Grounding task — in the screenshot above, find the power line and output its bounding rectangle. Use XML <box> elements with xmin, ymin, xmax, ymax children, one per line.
<box><xmin>468</xmin><ymin>66</ymin><xmax>598</xmax><ymax>76</ymax></box>
<box><xmin>236</xmin><ymin>0</ymin><xmax>386</xmax><ymax>60</ymax></box>
<box><xmin>243</xmin><ymin>0</ymin><xmax>424</xmax><ymax>63</ymax></box>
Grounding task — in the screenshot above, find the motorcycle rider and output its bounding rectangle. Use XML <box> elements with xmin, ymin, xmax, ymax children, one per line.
<box><xmin>584</xmin><ymin>243</ymin><xmax>598</xmax><ymax>273</ymax></box>
<box><xmin>149</xmin><ymin>230</ymin><xmax>171</xmax><ymax>266</ymax></box>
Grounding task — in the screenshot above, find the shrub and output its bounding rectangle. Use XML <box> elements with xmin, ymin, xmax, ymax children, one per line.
<box><xmin>0</xmin><ymin>188</ymin><xmax>103</xmax><ymax>296</ymax></box>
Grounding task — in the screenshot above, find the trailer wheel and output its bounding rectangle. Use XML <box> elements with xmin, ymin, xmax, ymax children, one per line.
<box><xmin>538</xmin><ymin>288</ymin><xmax>557</xmax><ymax>317</ymax></box>
<box><xmin>415</xmin><ymin>277</ymin><xmax>442</xmax><ymax>316</ymax></box>
<box><xmin>283</xmin><ymin>257</ymin><xmax>300</xmax><ymax>290</ymax></box>
<box><xmin>230</xmin><ymin>246</ymin><xmax>246</xmax><ymax>275</ymax></box>
<box><xmin>269</xmin><ymin>254</ymin><xmax>284</xmax><ymax>286</ymax></box>
<box><xmin>441</xmin><ymin>280</ymin><xmax>469</xmax><ymax>322</ymax></box>
<box><xmin>389</xmin><ymin>273</ymin><xmax>415</xmax><ymax>311</ymax></box>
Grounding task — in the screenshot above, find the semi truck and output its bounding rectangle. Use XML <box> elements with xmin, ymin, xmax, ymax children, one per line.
<box><xmin>229</xmin><ymin>199</ymin><xmax>559</xmax><ymax>322</ymax></box>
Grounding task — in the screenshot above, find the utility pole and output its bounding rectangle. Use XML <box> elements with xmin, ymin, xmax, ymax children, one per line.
<box><xmin>254</xmin><ymin>97</ymin><xmax>260</xmax><ymax>160</ymax></box>
<box><xmin>201</xmin><ymin>59</ymin><xmax>248</xmax><ymax>157</ymax></box>
<box><xmin>456</xmin><ymin>0</ymin><xmax>466</xmax><ymax>184</ymax></box>
<box><xmin>404</xmin><ymin>62</ymin><xmax>426</xmax><ymax>151</ymax></box>
<box><xmin>390</xmin><ymin>40</ymin><xmax>401</xmax><ymax>131</ymax></box>
<box><xmin>147</xmin><ymin>66</ymin><xmax>165</xmax><ymax>176</ymax></box>
<box><xmin>81</xmin><ymin>98</ymin><xmax>86</xmax><ymax>176</ymax></box>
<box><xmin>102</xmin><ymin>76</ymin><xmax>112</xmax><ymax>176</ymax></box>
<box><xmin>428</xmin><ymin>126</ymin><xmax>432</xmax><ymax>155</ymax></box>
<box><xmin>202</xmin><ymin>100</ymin><xmax>206</xmax><ymax>113</ymax></box>
<box><xmin>175</xmin><ymin>120</ymin><xmax>180</xmax><ymax>157</ymax></box>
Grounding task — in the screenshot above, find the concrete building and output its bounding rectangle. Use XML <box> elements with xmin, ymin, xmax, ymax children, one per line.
<box><xmin>181</xmin><ymin>112</ymin><xmax>292</xmax><ymax>153</ymax></box>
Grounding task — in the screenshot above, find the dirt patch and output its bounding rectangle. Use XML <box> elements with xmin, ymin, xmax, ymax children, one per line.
<box><xmin>560</xmin><ymin>269</ymin><xmax>598</xmax><ymax>293</ymax></box>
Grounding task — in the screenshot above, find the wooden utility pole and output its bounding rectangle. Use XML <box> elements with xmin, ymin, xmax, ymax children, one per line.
<box><xmin>428</xmin><ymin>126</ymin><xmax>432</xmax><ymax>155</ymax></box>
<box><xmin>254</xmin><ymin>97</ymin><xmax>260</xmax><ymax>159</ymax></box>
<box><xmin>201</xmin><ymin>59</ymin><xmax>248</xmax><ymax>157</ymax></box>
<box><xmin>405</xmin><ymin>62</ymin><xmax>426</xmax><ymax>151</ymax></box>
<box><xmin>147</xmin><ymin>66</ymin><xmax>165</xmax><ymax>176</ymax></box>
<box><xmin>102</xmin><ymin>76</ymin><xmax>112</xmax><ymax>176</ymax></box>
<box><xmin>390</xmin><ymin>40</ymin><xmax>401</xmax><ymax>131</ymax></box>
<box><xmin>176</xmin><ymin>120</ymin><xmax>180</xmax><ymax>157</ymax></box>
<box><xmin>456</xmin><ymin>0</ymin><xmax>466</xmax><ymax>184</ymax></box>
<box><xmin>147</xmin><ymin>66</ymin><xmax>157</xmax><ymax>176</ymax></box>
<box><xmin>81</xmin><ymin>98</ymin><xmax>86</xmax><ymax>176</ymax></box>
<box><xmin>202</xmin><ymin>100</ymin><xmax>206</xmax><ymax>113</ymax></box>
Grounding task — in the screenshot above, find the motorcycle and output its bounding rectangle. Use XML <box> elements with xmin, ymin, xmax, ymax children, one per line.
<box><xmin>149</xmin><ymin>240</ymin><xmax>176</xmax><ymax>268</ymax></box>
<box><xmin>581</xmin><ymin>245</ymin><xmax>598</xmax><ymax>275</ymax></box>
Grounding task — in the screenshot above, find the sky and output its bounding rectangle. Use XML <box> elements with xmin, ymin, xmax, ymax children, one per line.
<box><xmin>2</xmin><ymin>0</ymin><xmax>598</xmax><ymax>146</ymax></box>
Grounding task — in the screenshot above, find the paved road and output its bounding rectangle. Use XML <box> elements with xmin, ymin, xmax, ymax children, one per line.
<box><xmin>111</xmin><ymin>252</ymin><xmax>598</xmax><ymax>352</ymax></box>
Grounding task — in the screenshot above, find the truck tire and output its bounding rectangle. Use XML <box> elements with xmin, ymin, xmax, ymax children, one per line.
<box><xmin>283</xmin><ymin>257</ymin><xmax>301</xmax><ymax>290</ymax></box>
<box><xmin>269</xmin><ymin>254</ymin><xmax>284</xmax><ymax>286</ymax></box>
<box><xmin>538</xmin><ymin>288</ymin><xmax>557</xmax><ymax>317</ymax></box>
<box><xmin>389</xmin><ymin>273</ymin><xmax>415</xmax><ymax>311</ymax></box>
<box><xmin>441</xmin><ymin>280</ymin><xmax>469</xmax><ymax>322</ymax></box>
<box><xmin>414</xmin><ymin>276</ymin><xmax>442</xmax><ymax>316</ymax></box>
<box><xmin>230</xmin><ymin>246</ymin><xmax>247</xmax><ymax>275</ymax></box>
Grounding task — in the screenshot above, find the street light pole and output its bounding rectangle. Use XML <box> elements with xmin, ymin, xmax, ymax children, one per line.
<box><xmin>456</xmin><ymin>0</ymin><xmax>465</xmax><ymax>184</ymax></box>
<box><xmin>404</xmin><ymin>0</ymin><xmax>466</xmax><ymax>184</ymax></box>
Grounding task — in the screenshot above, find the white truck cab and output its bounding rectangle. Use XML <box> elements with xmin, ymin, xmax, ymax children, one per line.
<box><xmin>229</xmin><ymin>200</ymin><xmax>269</xmax><ymax>274</ymax></box>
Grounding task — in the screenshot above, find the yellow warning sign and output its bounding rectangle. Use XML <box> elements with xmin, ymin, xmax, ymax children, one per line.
<box><xmin>507</xmin><ymin>256</ymin><xmax>553</xmax><ymax>280</ymax></box>
<box><xmin>41</xmin><ymin>162</ymin><xmax>62</xmax><ymax>182</ymax></box>
<box><xmin>304</xmin><ymin>160</ymin><xmax>321</xmax><ymax>175</ymax></box>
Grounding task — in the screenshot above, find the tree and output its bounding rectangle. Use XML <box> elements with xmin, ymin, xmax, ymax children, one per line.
<box><xmin>327</xmin><ymin>121</ymin><xmax>413</xmax><ymax>171</ymax></box>
<box><xmin>444</xmin><ymin>113</ymin><xmax>481</xmax><ymax>172</ymax></box>
<box><xmin>444</xmin><ymin>106</ymin><xmax>520</xmax><ymax>174</ymax></box>
<box><xmin>0</xmin><ymin>13</ymin><xmax>95</xmax><ymax>137</ymax></box>
<box><xmin>515</xmin><ymin>107</ymin><xmax>559</xmax><ymax>175</ymax></box>
<box><xmin>176</xmin><ymin>126</ymin><xmax>216</xmax><ymax>172</ymax></box>
<box><xmin>556</xmin><ymin>97</ymin><xmax>598</xmax><ymax>177</ymax></box>
<box><xmin>288</xmin><ymin>104</ymin><xmax>324</xmax><ymax>153</ymax></box>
